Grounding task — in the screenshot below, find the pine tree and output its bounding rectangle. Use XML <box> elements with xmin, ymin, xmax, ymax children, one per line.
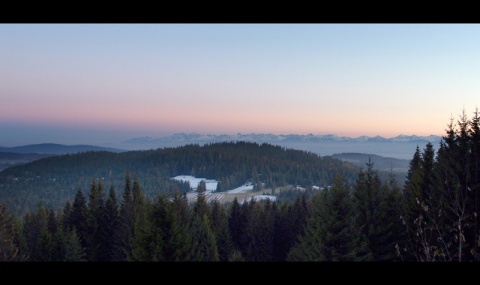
<box><xmin>64</xmin><ymin>227</ymin><xmax>86</xmax><ymax>262</ymax></box>
<box><xmin>319</xmin><ymin>176</ymin><xmax>357</xmax><ymax>261</ymax></box>
<box><xmin>241</xmin><ymin>198</ymin><xmax>273</xmax><ymax>261</ymax></box>
<box><xmin>352</xmin><ymin>158</ymin><xmax>394</xmax><ymax>261</ymax></box>
<box><xmin>22</xmin><ymin>201</ymin><xmax>51</xmax><ymax>261</ymax></box>
<box><xmin>102</xmin><ymin>185</ymin><xmax>119</xmax><ymax>261</ymax></box>
<box><xmin>286</xmin><ymin>191</ymin><xmax>325</xmax><ymax>261</ymax></box>
<box><xmin>0</xmin><ymin>202</ymin><xmax>21</xmax><ymax>261</ymax></box>
<box><xmin>385</xmin><ymin>172</ymin><xmax>406</xmax><ymax>261</ymax></box>
<box><xmin>190</xmin><ymin>213</ymin><xmax>219</xmax><ymax>261</ymax></box>
<box><xmin>131</xmin><ymin>194</ymin><xmax>169</xmax><ymax>261</ymax></box>
<box><xmin>61</xmin><ymin>200</ymin><xmax>73</xmax><ymax>232</ymax></box>
<box><xmin>112</xmin><ymin>172</ymin><xmax>134</xmax><ymax>261</ymax></box>
<box><xmin>86</xmin><ymin>178</ymin><xmax>106</xmax><ymax>261</ymax></box>
<box><xmin>228</xmin><ymin>196</ymin><xmax>245</xmax><ymax>255</ymax></box>
<box><xmin>210</xmin><ymin>200</ymin><xmax>234</xmax><ymax>261</ymax></box>
<box><xmin>193</xmin><ymin>181</ymin><xmax>210</xmax><ymax>219</ymax></box>
<box><xmin>401</xmin><ymin>111</ymin><xmax>480</xmax><ymax>261</ymax></box>
<box><xmin>401</xmin><ymin>143</ymin><xmax>437</xmax><ymax>261</ymax></box>
<box><xmin>162</xmin><ymin>188</ymin><xmax>195</xmax><ymax>261</ymax></box>
<box><xmin>130</xmin><ymin>175</ymin><xmax>148</xmax><ymax>260</ymax></box>
<box><xmin>287</xmin><ymin>176</ymin><xmax>356</xmax><ymax>261</ymax></box>
<box><xmin>69</xmin><ymin>187</ymin><xmax>89</xmax><ymax>251</ymax></box>
<box><xmin>469</xmin><ymin>107</ymin><xmax>480</xmax><ymax>259</ymax></box>
<box><xmin>132</xmin><ymin>175</ymin><xmax>146</xmax><ymax>224</ymax></box>
<box><xmin>47</xmin><ymin>207</ymin><xmax>64</xmax><ymax>261</ymax></box>
<box><xmin>272</xmin><ymin>201</ymin><xmax>291</xmax><ymax>261</ymax></box>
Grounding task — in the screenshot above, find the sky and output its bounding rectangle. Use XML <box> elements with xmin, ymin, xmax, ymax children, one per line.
<box><xmin>1</xmin><ymin>23</ymin><xmax>480</xmax><ymax>147</ymax></box>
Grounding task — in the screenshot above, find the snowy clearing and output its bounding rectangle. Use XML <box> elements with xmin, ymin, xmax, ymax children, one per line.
<box><xmin>172</xmin><ymin>175</ymin><xmax>218</xmax><ymax>192</ymax></box>
<box><xmin>172</xmin><ymin>175</ymin><xmax>276</xmax><ymax>204</ymax></box>
<box><xmin>225</xmin><ymin>183</ymin><xmax>254</xmax><ymax>193</ymax></box>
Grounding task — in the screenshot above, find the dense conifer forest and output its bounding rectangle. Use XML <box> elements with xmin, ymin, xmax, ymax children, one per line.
<box><xmin>1</xmin><ymin>110</ymin><xmax>480</xmax><ymax>261</ymax></box>
<box><xmin>0</xmin><ymin>141</ymin><xmax>361</xmax><ymax>217</ymax></box>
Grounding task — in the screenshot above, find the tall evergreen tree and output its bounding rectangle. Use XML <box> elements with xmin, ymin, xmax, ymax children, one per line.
<box><xmin>46</xmin><ymin>207</ymin><xmax>64</xmax><ymax>261</ymax></box>
<box><xmin>228</xmin><ymin>196</ymin><xmax>246</xmax><ymax>256</ymax></box>
<box><xmin>241</xmin><ymin>198</ymin><xmax>273</xmax><ymax>261</ymax></box>
<box><xmin>69</xmin><ymin>187</ymin><xmax>89</xmax><ymax>251</ymax></box>
<box><xmin>22</xmin><ymin>201</ymin><xmax>51</xmax><ymax>261</ymax></box>
<box><xmin>112</xmin><ymin>172</ymin><xmax>134</xmax><ymax>261</ymax></box>
<box><xmin>190</xmin><ymin>213</ymin><xmax>219</xmax><ymax>261</ymax></box>
<box><xmin>132</xmin><ymin>175</ymin><xmax>146</xmax><ymax>224</ymax></box>
<box><xmin>86</xmin><ymin>178</ymin><xmax>106</xmax><ymax>261</ymax></box>
<box><xmin>210</xmin><ymin>200</ymin><xmax>234</xmax><ymax>261</ymax></box>
<box><xmin>102</xmin><ymin>185</ymin><xmax>119</xmax><ymax>261</ymax></box>
<box><xmin>130</xmin><ymin>176</ymin><xmax>152</xmax><ymax>261</ymax></box>
<box><xmin>287</xmin><ymin>176</ymin><xmax>356</xmax><ymax>261</ymax></box>
<box><xmin>60</xmin><ymin>200</ymin><xmax>73</xmax><ymax>233</ymax></box>
<box><xmin>131</xmin><ymin>194</ymin><xmax>169</xmax><ymax>261</ymax></box>
<box><xmin>352</xmin><ymin>158</ymin><xmax>393</xmax><ymax>261</ymax></box>
<box><xmin>469</xmin><ymin>108</ymin><xmax>480</xmax><ymax>259</ymax></box>
<box><xmin>0</xmin><ymin>202</ymin><xmax>22</xmax><ymax>261</ymax></box>
<box><xmin>272</xmin><ymin>201</ymin><xmax>291</xmax><ymax>261</ymax></box>
<box><xmin>193</xmin><ymin>181</ymin><xmax>210</xmax><ymax>219</ymax></box>
<box><xmin>162</xmin><ymin>188</ymin><xmax>194</xmax><ymax>261</ymax></box>
<box><xmin>64</xmin><ymin>227</ymin><xmax>86</xmax><ymax>262</ymax></box>
<box><xmin>401</xmin><ymin>110</ymin><xmax>480</xmax><ymax>261</ymax></box>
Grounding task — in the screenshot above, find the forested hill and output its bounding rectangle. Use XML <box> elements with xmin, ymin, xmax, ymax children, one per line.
<box><xmin>0</xmin><ymin>141</ymin><xmax>362</xmax><ymax>216</ymax></box>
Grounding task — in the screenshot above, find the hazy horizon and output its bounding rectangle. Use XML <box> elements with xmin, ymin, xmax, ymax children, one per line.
<box><xmin>0</xmin><ymin>125</ymin><xmax>442</xmax><ymax>148</ymax></box>
<box><xmin>2</xmin><ymin>24</ymin><xmax>479</xmax><ymax>147</ymax></box>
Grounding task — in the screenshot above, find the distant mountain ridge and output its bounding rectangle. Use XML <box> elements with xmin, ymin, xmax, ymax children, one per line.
<box><xmin>123</xmin><ymin>133</ymin><xmax>442</xmax><ymax>145</ymax></box>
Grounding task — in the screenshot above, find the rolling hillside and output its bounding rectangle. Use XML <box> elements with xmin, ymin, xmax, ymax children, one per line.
<box><xmin>0</xmin><ymin>141</ymin><xmax>363</xmax><ymax>216</ymax></box>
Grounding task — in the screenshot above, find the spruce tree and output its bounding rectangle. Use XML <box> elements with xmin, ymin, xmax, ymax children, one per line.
<box><xmin>241</xmin><ymin>198</ymin><xmax>273</xmax><ymax>261</ymax></box>
<box><xmin>287</xmin><ymin>176</ymin><xmax>356</xmax><ymax>261</ymax></box>
<box><xmin>469</xmin><ymin>108</ymin><xmax>480</xmax><ymax>259</ymax></box>
<box><xmin>352</xmin><ymin>158</ymin><xmax>394</xmax><ymax>261</ymax></box>
<box><xmin>64</xmin><ymin>227</ymin><xmax>86</xmax><ymax>262</ymax></box>
<box><xmin>0</xmin><ymin>202</ymin><xmax>21</xmax><ymax>261</ymax></box>
<box><xmin>86</xmin><ymin>178</ymin><xmax>106</xmax><ymax>261</ymax></box>
<box><xmin>112</xmin><ymin>172</ymin><xmax>134</xmax><ymax>261</ymax></box>
<box><xmin>319</xmin><ymin>176</ymin><xmax>357</xmax><ymax>261</ymax></box>
<box><xmin>23</xmin><ymin>201</ymin><xmax>51</xmax><ymax>261</ymax></box>
<box><xmin>228</xmin><ymin>197</ymin><xmax>246</xmax><ymax>256</ymax></box>
<box><xmin>193</xmin><ymin>181</ymin><xmax>210</xmax><ymax>219</ymax></box>
<box><xmin>163</xmin><ymin>188</ymin><xmax>194</xmax><ymax>261</ymax></box>
<box><xmin>69</xmin><ymin>187</ymin><xmax>89</xmax><ymax>251</ymax></box>
<box><xmin>102</xmin><ymin>185</ymin><xmax>119</xmax><ymax>261</ymax></box>
<box><xmin>286</xmin><ymin>190</ymin><xmax>325</xmax><ymax>261</ymax></box>
<box><xmin>47</xmin><ymin>207</ymin><xmax>64</xmax><ymax>261</ymax></box>
<box><xmin>132</xmin><ymin>194</ymin><xmax>171</xmax><ymax>261</ymax></box>
<box><xmin>272</xmin><ymin>201</ymin><xmax>291</xmax><ymax>261</ymax></box>
<box><xmin>190</xmin><ymin>213</ymin><xmax>219</xmax><ymax>261</ymax></box>
<box><xmin>210</xmin><ymin>200</ymin><xmax>234</xmax><ymax>261</ymax></box>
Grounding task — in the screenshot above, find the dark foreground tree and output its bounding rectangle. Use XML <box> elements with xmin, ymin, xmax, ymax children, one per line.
<box><xmin>287</xmin><ymin>176</ymin><xmax>356</xmax><ymax>261</ymax></box>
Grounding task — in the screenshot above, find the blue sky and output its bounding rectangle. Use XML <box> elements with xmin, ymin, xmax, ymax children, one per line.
<box><xmin>1</xmin><ymin>24</ymin><xmax>479</xmax><ymax>146</ymax></box>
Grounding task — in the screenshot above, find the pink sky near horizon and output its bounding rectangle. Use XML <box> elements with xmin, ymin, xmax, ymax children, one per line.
<box><xmin>1</xmin><ymin>24</ymin><xmax>479</xmax><ymax>146</ymax></box>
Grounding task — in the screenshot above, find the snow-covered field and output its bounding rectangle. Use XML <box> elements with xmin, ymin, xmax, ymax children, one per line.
<box><xmin>172</xmin><ymin>175</ymin><xmax>218</xmax><ymax>192</ymax></box>
<box><xmin>172</xmin><ymin>175</ymin><xmax>276</xmax><ymax>204</ymax></box>
<box><xmin>225</xmin><ymin>183</ymin><xmax>254</xmax><ymax>193</ymax></box>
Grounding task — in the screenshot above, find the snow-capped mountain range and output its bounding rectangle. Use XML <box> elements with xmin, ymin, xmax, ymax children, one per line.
<box><xmin>123</xmin><ymin>133</ymin><xmax>442</xmax><ymax>145</ymax></box>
